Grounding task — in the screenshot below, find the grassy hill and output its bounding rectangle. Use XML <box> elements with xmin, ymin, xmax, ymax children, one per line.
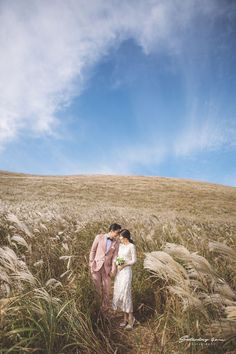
<box><xmin>0</xmin><ymin>170</ymin><xmax>236</xmax><ymax>353</ymax></box>
<box><xmin>1</xmin><ymin>170</ymin><xmax>235</xmax><ymax>220</ymax></box>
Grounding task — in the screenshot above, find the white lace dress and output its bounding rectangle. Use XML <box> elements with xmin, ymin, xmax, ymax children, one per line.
<box><xmin>112</xmin><ymin>243</ymin><xmax>137</xmax><ymax>313</ymax></box>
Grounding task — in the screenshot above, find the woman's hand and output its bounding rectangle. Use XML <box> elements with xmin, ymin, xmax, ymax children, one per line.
<box><xmin>118</xmin><ymin>264</ymin><xmax>125</xmax><ymax>271</ymax></box>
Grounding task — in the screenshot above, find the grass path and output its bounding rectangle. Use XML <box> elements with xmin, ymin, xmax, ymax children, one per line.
<box><xmin>95</xmin><ymin>279</ymin><xmax>161</xmax><ymax>354</ymax></box>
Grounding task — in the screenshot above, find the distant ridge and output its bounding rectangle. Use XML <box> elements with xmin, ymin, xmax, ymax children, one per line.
<box><xmin>0</xmin><ymin>169</ymin><xmax>235</xmax><ymax>189</ymax></box>
<box><xmin>1</xmin><ymin>169</ymin><xmax>236</xmax><ymax>225</ymax></box>
<box><xmin>0</xmin><ymin>170</ymin><xmax>36</xmax><ymax>176</ymax></box>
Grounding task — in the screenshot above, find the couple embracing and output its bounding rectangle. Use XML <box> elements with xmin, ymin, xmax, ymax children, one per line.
<box><xmin>89</xmin><ymin>223</ymin><xmax>137</xmax><ymax>330</ymax></box>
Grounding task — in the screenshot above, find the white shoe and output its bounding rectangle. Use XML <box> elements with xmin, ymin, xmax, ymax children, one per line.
<box><xmin>119</xmin><ymin>321</ymin><xmax>128</xmax><ymax>327</ymax></box>
<box><xmin>124</xmin><ymin>317</ymin><xmax>135</xmax><ymax>330</ymax></box>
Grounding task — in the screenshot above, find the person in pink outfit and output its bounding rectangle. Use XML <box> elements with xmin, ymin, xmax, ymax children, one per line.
<box><xmin>89</xmin><ymin>223</ymin><xmax>121</xmax><ymax>310</ymax></box>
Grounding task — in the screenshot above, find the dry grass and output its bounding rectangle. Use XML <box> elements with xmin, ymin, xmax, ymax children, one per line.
<box><xmin>0</xmin><ymin>170</ymin><xmax>236</xmax><ymax>353</ymax></box>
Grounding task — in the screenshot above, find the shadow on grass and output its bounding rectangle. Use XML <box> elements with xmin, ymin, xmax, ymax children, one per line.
<box><xmin>132</xmin><ymin>261</ymin><xmax>160</xmax><ymax>324</ymax></box>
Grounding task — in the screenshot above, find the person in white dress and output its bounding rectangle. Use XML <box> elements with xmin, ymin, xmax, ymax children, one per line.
<box><xmin>112</xmin><ymin>229</ymin><xmax>137</xmax><ymax>330</ymax></box>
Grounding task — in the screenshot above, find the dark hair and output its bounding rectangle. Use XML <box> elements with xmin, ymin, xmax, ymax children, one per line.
<box><xmin>120</xmin><ymin>229</ymin><xmax>134</xmax><ymax>244</ymax></box>
<box><xmin>109</xmin><ymin>223</ymin><xmax>122</xmax><ymax>232</ymax></box>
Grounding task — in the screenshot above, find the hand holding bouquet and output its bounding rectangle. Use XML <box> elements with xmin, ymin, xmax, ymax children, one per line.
<box><xmin>115</xmin><ymin>256</ymin><xmax>125</xmax><ymax>266</ymax></box>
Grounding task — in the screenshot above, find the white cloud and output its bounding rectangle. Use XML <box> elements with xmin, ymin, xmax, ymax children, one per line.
<box><xmin>34</xmin><ymin>140</ymin><xmax>167</xmax><ymax>176</ymax></box>
<box><xmin>0</xmin><ymin>0</ymin><xmax>224</xmax><ymax>151</ymax></box>
<box><xmin>173</xmin><ymin>94</ymin><xmax>236</xmax><ymax>157</ymax></box>
<box><xmin>111</xmin><ymin>142</ymin><xmax>167</xmax><ymax>174</ymax></box>
<box><xmin>173</xmin><ymin>118</ymin><xmax>226</xmax><ymax>156</ymax></box>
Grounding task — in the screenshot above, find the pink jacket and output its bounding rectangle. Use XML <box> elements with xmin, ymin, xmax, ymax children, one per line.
<box><xmin>89</xmin><ymin>233</ymin><xmax>119</xmax><ymax>275</ymax></box>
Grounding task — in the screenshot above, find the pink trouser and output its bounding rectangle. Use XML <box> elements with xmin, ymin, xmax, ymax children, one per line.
<box><xmin>91</xmin><ymin>264</ymin><xmax>111</xmax><ymax>308</ymax></box>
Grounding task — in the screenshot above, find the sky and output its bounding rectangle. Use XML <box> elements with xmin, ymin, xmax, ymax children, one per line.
<box><xmin>0</xmin><ymin>0</ymin><xmax>236</xmax><ymax>186</ymax></box>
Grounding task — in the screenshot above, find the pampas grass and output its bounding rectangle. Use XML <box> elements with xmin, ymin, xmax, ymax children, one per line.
<box><xmin>144</xmin><ymin>250</ymin><xmax>189</xmax><ymax>285</ymax></box>
<box><xmin>144</xmin><ymin>242</ymin><xmax>236</xmax><ymax>353</ymax></box>
<box><xmin>0</xmin><ymin>246</ymin><xmax>36</xmax><ymax>296</ymax></box>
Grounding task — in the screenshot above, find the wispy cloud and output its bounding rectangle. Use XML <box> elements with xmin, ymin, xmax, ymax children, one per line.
<box><xmin>29</xmin><ymin>140</ymin><xmax>167</xmax><ymax>176</ymax></box>
<box><xmin>173</xmin><ymin>118</ymin><xmax>227</xmax><ymax>157</ymax></box>
<box><xmin>112</xmin><ymin>142</ymin><xmax>167</xmax><ymax>174</ymax></box>
<box><xmin>0</xmin><ymin>0</ymin><xmax>225</xmax><ymax>151</ymax></box>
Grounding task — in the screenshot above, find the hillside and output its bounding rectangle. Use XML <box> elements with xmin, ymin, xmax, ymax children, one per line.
<box><xmin>1</xmin><ymin>170</ymin><xmax>236</xmax><ymax>223</ymax></box>
<box><xmin>1</xmin><ymin>170</ymin><xmax>236</xmax><ymax>353</ymax></box>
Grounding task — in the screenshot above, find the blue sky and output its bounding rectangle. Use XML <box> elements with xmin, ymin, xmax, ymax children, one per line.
<box><xmin>0</xmin><ymin>0</ymin><xmax>236</xmax><ymax>186</ymax></box>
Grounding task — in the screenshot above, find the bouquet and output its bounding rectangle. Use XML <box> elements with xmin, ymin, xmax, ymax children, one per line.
<box><xmin>115</xmin><ymin>256</ymin><xmax>125</xmax><ymax>266</ymax></box>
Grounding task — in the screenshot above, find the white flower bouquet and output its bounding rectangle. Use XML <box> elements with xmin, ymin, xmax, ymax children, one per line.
<box><xmin>115</xmin><ymin>256</ymin><xmax>125</xmax><ymax>266</ymax></box>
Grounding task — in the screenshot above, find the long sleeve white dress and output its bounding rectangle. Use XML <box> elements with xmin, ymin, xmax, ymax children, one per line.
<box><xmin>112</xmin><ymin>242</ymin><xmax>137</xmax><ymax>313</ymax></box>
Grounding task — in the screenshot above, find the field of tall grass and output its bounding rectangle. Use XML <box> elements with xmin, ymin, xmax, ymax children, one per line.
<box><xmin>0</xmin><ymin>171</ymin><xmax>236</xmax><ymax>353</ymax></box>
